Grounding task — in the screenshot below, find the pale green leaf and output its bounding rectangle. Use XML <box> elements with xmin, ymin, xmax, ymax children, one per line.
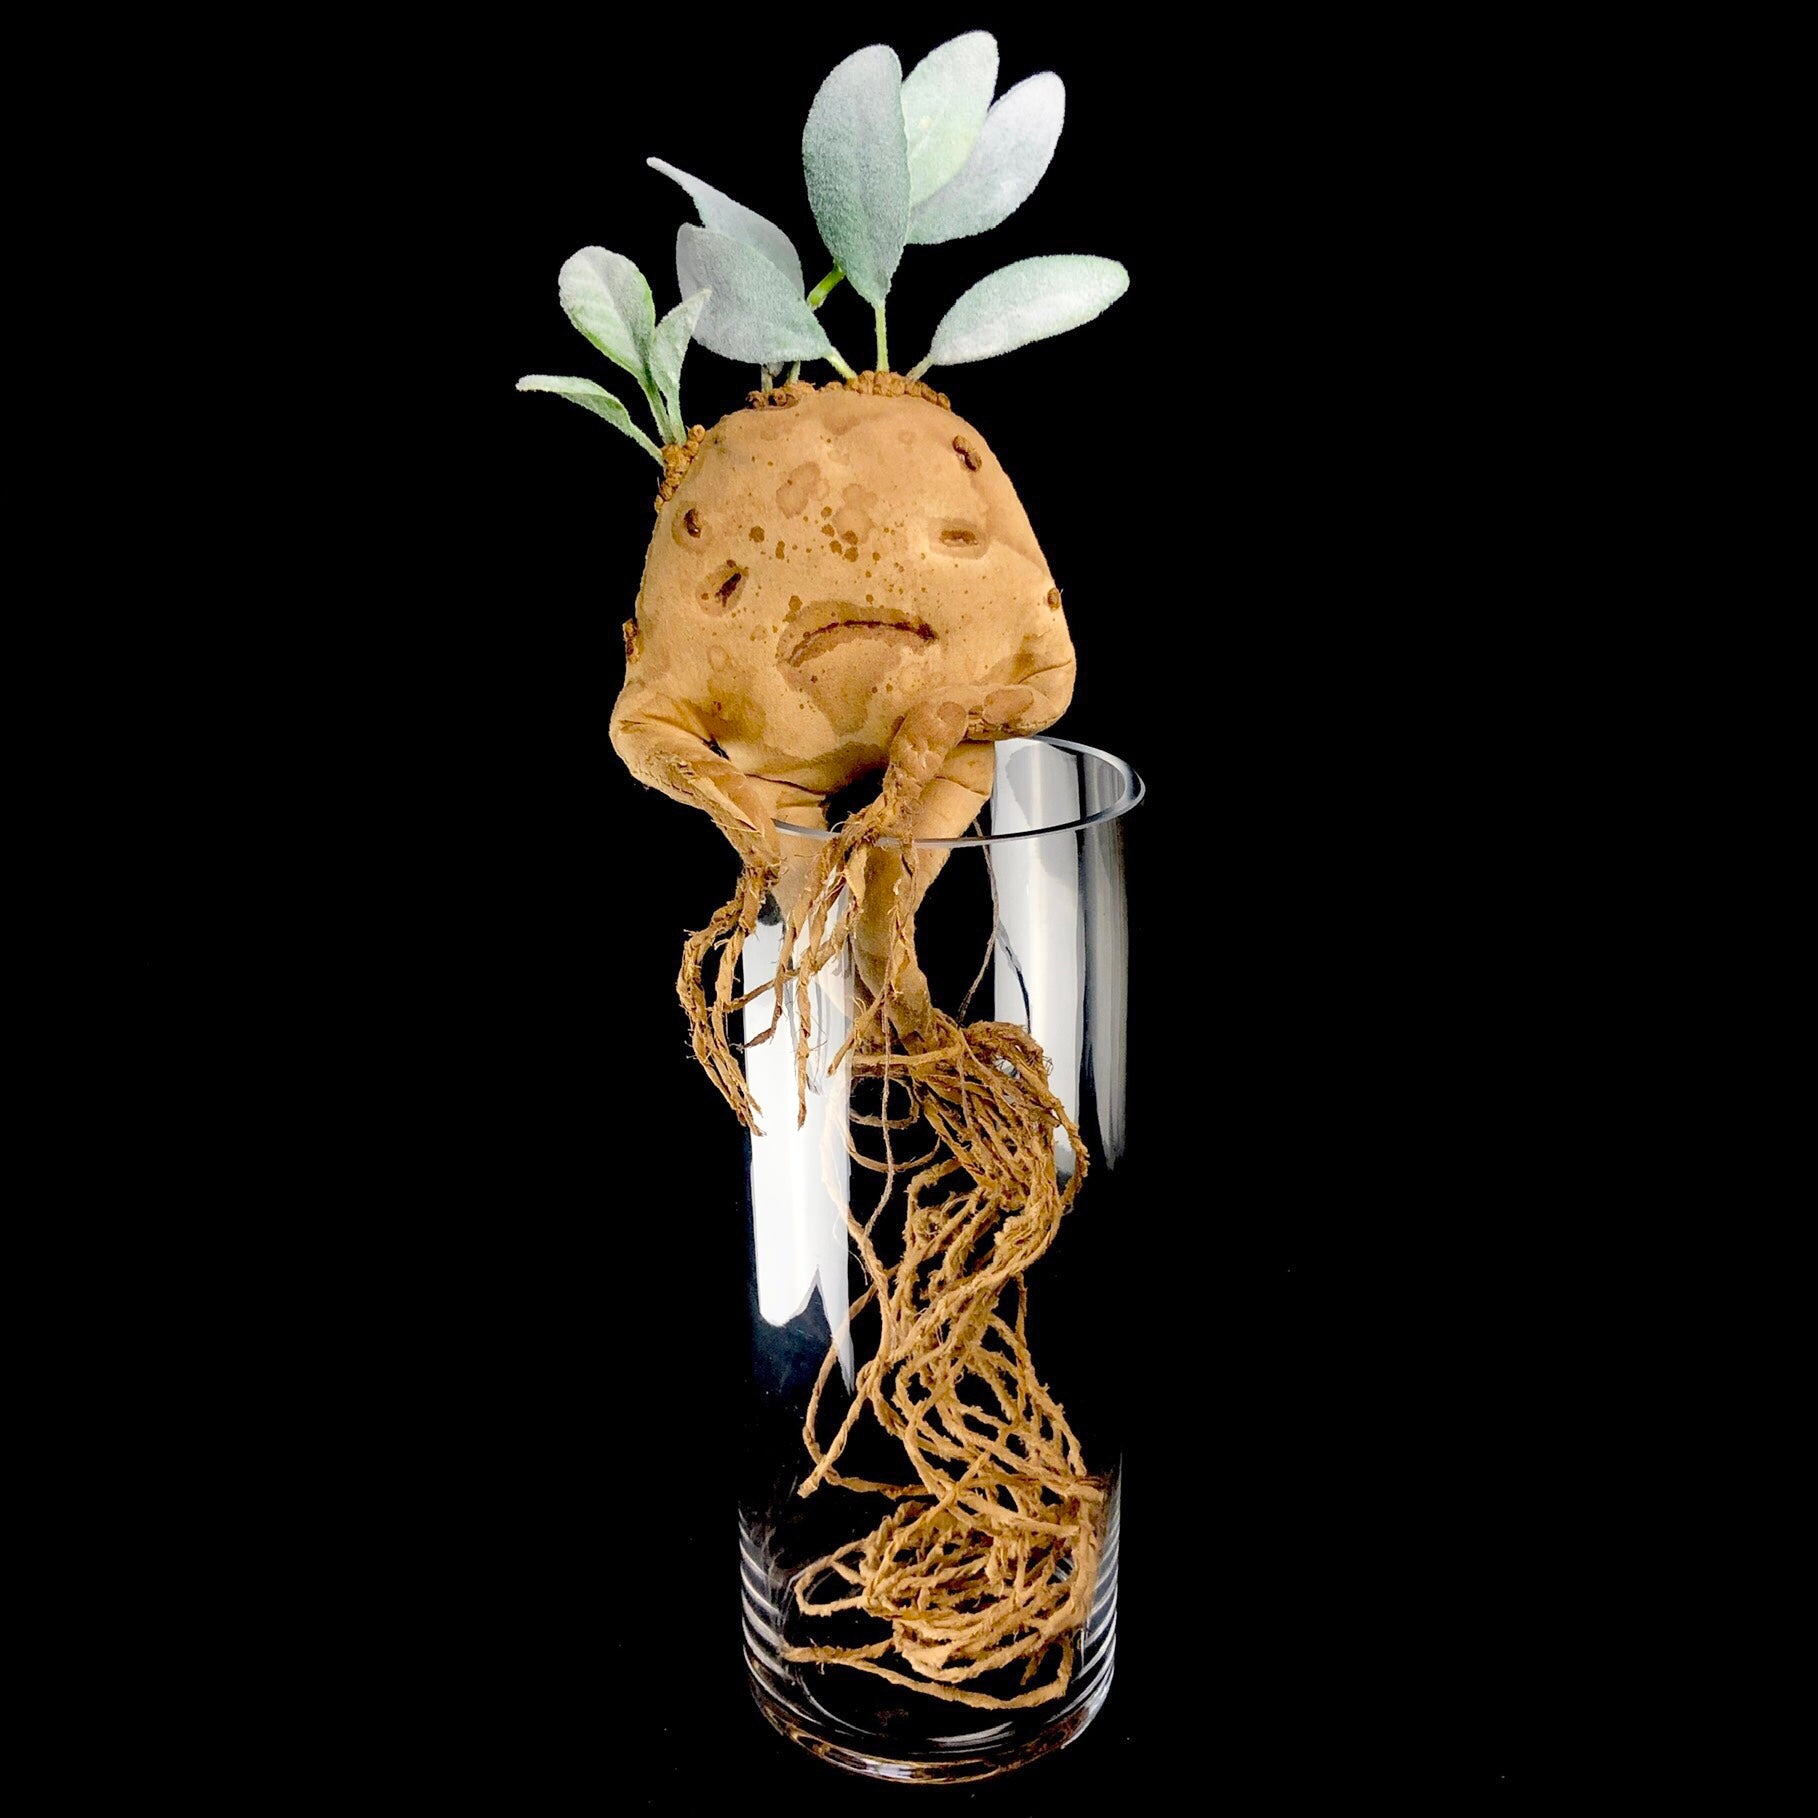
<box><xmin>648</xmin><ymin>288</ymin><xmax>710</xmax><ymax>444</ymax></box>
<box><xmin>901</xmin><ymin>32</ymin><xmax>998</xmax><ymax>208</ymax></box>
<box><xmin>916</xmin><ymin>256</ymin><xmax>1129</xmax><ymax>373</ymax></box>
<box><xmin>676</xmin><ymin>227</ymin><xmax>832</xmax><ymax>365</ymax></box>
<box><xmin>558</xmin><ymin>248</ymin><xmax>656</xmax><ymax>380</ymax></box>
<box><xmin>802</xmin><ymin>44</ymin><xmax>910</xmax><ymax>307</ymax></box>
<box><xmin>647</xmin><ymin>159</ymin><xmax>804</xmax><ymax>294</ymax></box>
<box><xmin>515</xmin><ymin>375</ymin><xmax>664</xmax><ymax>464</ymax></box>
<box><xmin>908</xmin><ymin>73</ymin><xmax>1065</xmax><ymax>246</ymax></box>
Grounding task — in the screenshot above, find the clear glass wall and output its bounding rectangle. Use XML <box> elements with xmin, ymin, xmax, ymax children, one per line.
<box><xmin>737</xmin><ymin>737</ymin><xmax>1142</xmax><ymax>1782</ymax></box>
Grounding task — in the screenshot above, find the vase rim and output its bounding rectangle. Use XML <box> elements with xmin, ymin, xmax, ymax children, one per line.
<box><xmin>775</xmin><ymin>735</ymin><xmax>1144</xmax><ymax>851</ymax></box>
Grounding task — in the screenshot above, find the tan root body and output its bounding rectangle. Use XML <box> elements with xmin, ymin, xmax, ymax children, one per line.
<box><xmin>614</xmin><ymin>379</ymin><xmax>1099</xmax><ymax>1706</ymax></box>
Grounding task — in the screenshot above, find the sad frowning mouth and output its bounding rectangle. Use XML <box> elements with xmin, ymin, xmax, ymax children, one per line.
<box><xmin>780</xmin><ymin>600</ymin><xmax>936</xmax><ymax>669</ymax></box>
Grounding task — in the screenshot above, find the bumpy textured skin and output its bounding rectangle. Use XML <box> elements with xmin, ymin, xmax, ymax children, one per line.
<box><xmin>610</xmin><ymin>384</ymin><xmax>1076</xmax><ymax>871</ymax></box>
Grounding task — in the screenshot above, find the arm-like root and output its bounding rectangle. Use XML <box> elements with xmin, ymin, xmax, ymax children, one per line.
<box><xmin>609</xmin><ymin>682</ymin><xmax>790</xmax><ymax>873</ymax></box>
<box><xmin>769</xmin><ymin>685</ymin><xmax>1063</xmax><ymax>1119</ymax></box>
<box><xmin>848</xmin><ymin>687</ymin><xmax>1046</xmax><ymax>1038</ymax></box>
<box><xmin>614</xmin><ymin>683</ymin><xmax>837</xmax><ymax>1127</ymax></box>
<box><xmin>848</xmin><ymin>741</ymin><xmax>992</xmax><ymax>1037</ymax></box>
<box><xmin>639</xmin><ymin>679</ymin><xmax>1063</xmax><ymax>1129</ymax></box>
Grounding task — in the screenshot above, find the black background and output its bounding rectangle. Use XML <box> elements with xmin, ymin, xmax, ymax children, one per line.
<box><xmin>334</xmin><ymin>13</ymin><xmax>1565</xmax><ymax>1804</ymax></box>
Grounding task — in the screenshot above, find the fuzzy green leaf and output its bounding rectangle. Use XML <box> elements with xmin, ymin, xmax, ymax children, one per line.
<box><xmin>676</xmin><ymin>227</ymin><xmax>833</xmax><ymax>365</ymax></box>
<box><xmin>647</xmin><ymin>159</ymin><xmax>804</xmax><ymax>295</ymax></box>
<box><xmin>908</xmin><ymin>73</ymin><xmax>1065</xmax><ymax>246</ymax></box>
<box><xmin>647</xmin><ymin>288</ymin><xmax>710</xmax><ymax>444</ymax></box>
<box><xmin>558</xmin><ymin>248</ymin><xmax>656</xmax><ymax>381</ymax></box>
<box><xmin>917</xmin><ymin>256</ymin><xmax>1129</xmax><ymax>373</ymax></box>
<box><xmin>901</xmin><ymin>32</ymin><xmax>998</xmax><ymax>208</ymax></box>
<box><xmin>802</xmin><ymin>44</ymin><xmax>910</xmax><ymax>307</ymax></box>
<box><xmin>516</xmin><ymin>375</ymin><xmax>664</xmax><ymax>463</ymax></box>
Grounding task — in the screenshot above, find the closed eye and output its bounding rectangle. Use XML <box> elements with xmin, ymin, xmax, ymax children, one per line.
<box><xmin>701</xmin><ymin>563</ymin><xmax>746</xmax><ymax>611</ymax></box>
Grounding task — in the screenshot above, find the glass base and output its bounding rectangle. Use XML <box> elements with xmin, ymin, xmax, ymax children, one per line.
<box><xmin>741</xmin><ymin>1488</ymin><xmax>1120</xmax><ymax>1784</ymax></box>
<box><xmin>748</xmin><ymin>1658</ymin><xmax>1115</xmax><ymax>1784</ymax></box>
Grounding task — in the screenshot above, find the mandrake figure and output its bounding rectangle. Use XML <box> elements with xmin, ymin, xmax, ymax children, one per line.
<box><xmin>521</xmin><ymin>31</ymin><xmax>1128</xmax><ymax>1708</ymax></box>
<box><xmin>616</xmin><ymin>372</ymin><xmax>1076</xmax><ymax>1095</ymax></box>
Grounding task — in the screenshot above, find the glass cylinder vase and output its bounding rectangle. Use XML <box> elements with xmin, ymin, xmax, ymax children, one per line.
<box><xmin>737</xmin><ymin>735</ymin><xmax>1143</xmax><ymax>1783</ymax></box>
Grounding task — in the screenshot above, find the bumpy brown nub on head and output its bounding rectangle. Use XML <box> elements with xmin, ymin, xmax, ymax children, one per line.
<box><xmin>833</xmin><ymin>370</ymin><xmax>952</xmax><ymax>409</ymax></box>
<box><xmin>746</xmin><ymin>374</ymin><xmax>952</xmax><ymax>413</ymax></box>
<box><xmin>655</xmin><ymin>423</ymin><xmax>708</xmax><ymax>509</ymax></box>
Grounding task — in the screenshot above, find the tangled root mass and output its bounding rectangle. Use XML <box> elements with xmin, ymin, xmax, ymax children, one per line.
<box><xmin>678</xmin><ymin>787</ymin><xmax>1104</xmax><ymax>1709</ymax></box>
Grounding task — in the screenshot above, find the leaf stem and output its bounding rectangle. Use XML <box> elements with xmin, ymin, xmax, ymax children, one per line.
<box><xmin>806</xmin><ymin>267</ymin><xmax>845</xmax><ymax>310</ymax></box>
<box><xmin>904</xmin><ymin>356</ymin><xmax>932</xmax><ymax>384</ymax></box>
<box><xmin>639</xmin><ymin>375</ymin><xmax>672</xmax><ymax>442</ymax></box>
<box><xmin>786</xmin><ymin>362</ymin><xmax>801</xmax><ymax>384</ymax></box>
<box><xmin>875</xmin><ymin>305</ymin><xmax>888</xmax><ymax>373</ymax></box>
<box><xmin>823</xmin><ymin>345</ymin><xmax>858</xmax><ymax>382</ymax></box>
<box><xmin>622</xmin><ymin>414</ymin><xmax>667</xmax><ymax>464</ymax></box>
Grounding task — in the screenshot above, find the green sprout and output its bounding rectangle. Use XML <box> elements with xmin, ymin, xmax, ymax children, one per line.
<box><xmin>519</xmin><ymin>32</ymin><xmax>1129</xmax><ymax>458</ymax></box>
<box><xmin>516</xmin><ymin>246</ymin><xmax>709</xmax><ymax>464</ymax></box>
